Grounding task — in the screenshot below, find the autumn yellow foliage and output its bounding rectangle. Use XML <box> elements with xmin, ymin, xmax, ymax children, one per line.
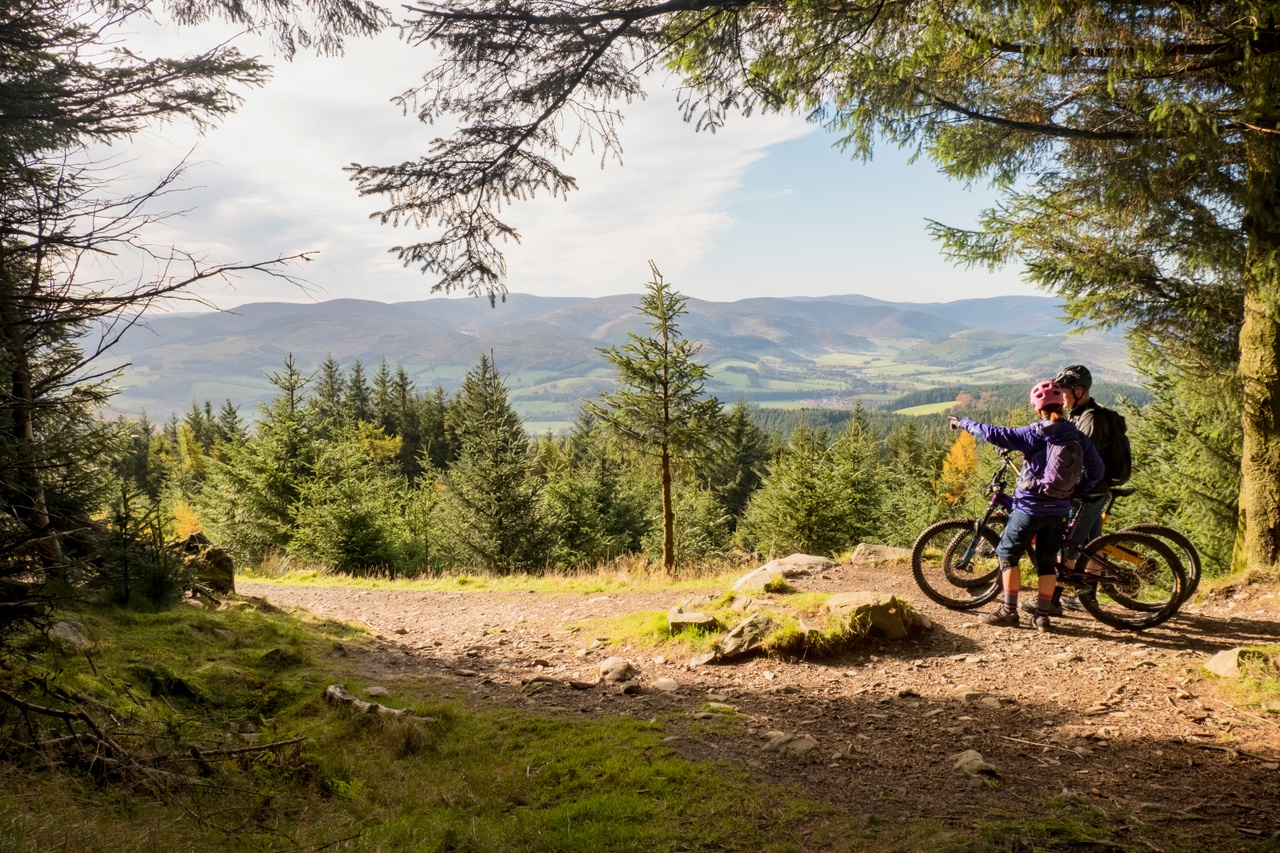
<box><xmin>171</xmin><ymin>498</ymin><xmax>203</xmax><ymax>538</ymax></box>
<box><xmin>938</xmin><ymin>431</ymin><xmax>978</xmax><ymax>506</ymax></box>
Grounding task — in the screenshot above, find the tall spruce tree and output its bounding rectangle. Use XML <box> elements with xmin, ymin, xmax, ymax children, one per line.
<box><xmin>585</xmin><ymin>264</ymin><xmax>722</xmax><ymax>572</ymax></box>
<box><xmin>391</xmin><ymin>366</ymin><xmax>424</xmax><ymax>480</ymax></box>
<box><xmin>344</xmin><ymin>359</ymin><xmax>373</xmax><ymax>424</ymax></box>
<box><xmin>707</xmin><ymin>399</ymin><xmax>773</xmax><ymax>532</ymax></box>
<box><xmin>372</xmin><ymin>358</ymin><xmax>396</xmax><ymax>433</ymax></box>
<box><xmin>289</xmin><ymin>423</ymin><xmax>405</xmax><ymax>573</ymax></box>
<box><xmin>309</xmin><ymin>355</ymin><xmax>347</xmax><ymax>435</ymax></box>
<box><xmin>436</xmin><ymin>354</ymin><xmax>547</xmax><ymax>573</ymax></box>
<box><xmin>739</xmin><ymin>427</ymin><xmax>849</xmax><ymax>557</ymax></box>
<box><xmin>1116</xmin><ymin>340</ymin><xmax>1242</xmax><ymax>575</ymax></box>
<box><xmin>541</xmin><ymin>411</ymin><xmax>646</xmax><ymax>567</ymax></box>
<box><xmin>199</xmin><ymin>356</ymin><xmax>315</xmax><ymax>564</ymax></box>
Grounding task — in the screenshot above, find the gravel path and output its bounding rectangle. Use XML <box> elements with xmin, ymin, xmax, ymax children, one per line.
<box><xmin>241</xmin><ymin>559</ymin><xmax>1280</xmax><ymax>848</ymax></box>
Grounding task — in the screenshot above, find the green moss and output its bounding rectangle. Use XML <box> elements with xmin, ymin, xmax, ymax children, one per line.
<box><xmin>581</xmin><ymin>589</ymin><xmax>877</xmax><ymax>660</ymax></box>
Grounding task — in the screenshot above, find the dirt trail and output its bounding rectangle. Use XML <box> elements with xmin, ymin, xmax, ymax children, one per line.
<box><xmin>242</xmin><ymin>559</ymin><xmax>1280</xmax><ymax>849</ymax></box>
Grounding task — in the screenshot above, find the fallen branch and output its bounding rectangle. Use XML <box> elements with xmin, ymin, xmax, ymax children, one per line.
<box><xmin>150</xmin><ymin>736</ymin><xmax>312</xmax><ymax>769</ymax></box>
<box><xmin>324</xmin><ymin>685</ymin><xmax>434</xmax><ymax>721</ymax></box>
<box><xmin>0</xmin><ymin>687</ymin><xmax>125</xmax><ymax>759</ymax></box>
<box><xmin>996</xmin><ymin>735</ymin><xmax>1080</xmax><ymax>754</ymax></box>
<box><xmin>1195</xmin><ymin>743</ymin><xmax>1276</xmax><ymax>763</ymax></box>
<box><xmin>193</xmin><ymin>737</ymin><xmax>308</xmax><ymax>759</ymax></box>
<box><xmin>190</xmin><ymin>583</ymin><xmax>224</xmax><ymax>608</ymax></box>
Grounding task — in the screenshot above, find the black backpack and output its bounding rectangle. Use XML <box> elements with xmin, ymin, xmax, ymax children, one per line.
<box><xmin>1093</xmin><ymin>406</ymin><xmax>1132</xmax><ymax>486</ymax></box>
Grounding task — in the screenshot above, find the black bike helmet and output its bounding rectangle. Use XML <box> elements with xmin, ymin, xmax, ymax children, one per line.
<box><xmin>1053</xmin><ymin>364</ymin><xmax>1093</xmax><ymax>391</ymax></box>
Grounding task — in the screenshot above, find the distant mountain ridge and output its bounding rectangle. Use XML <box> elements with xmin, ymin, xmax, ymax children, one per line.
<box><xmin>102</xmin><ymin>291</ymin><xmax>1131</xmax><ymax>429</ymax></box>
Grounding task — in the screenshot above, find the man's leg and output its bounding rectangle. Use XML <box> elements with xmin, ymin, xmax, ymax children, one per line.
<box><xmin>1053</xmin><ymin>496</ymin><xmax>1107</xmax><ymax>610</ymax></box>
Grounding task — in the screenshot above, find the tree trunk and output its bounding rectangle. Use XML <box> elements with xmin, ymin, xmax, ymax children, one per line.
<box><xmin>1237</xmin><ymin>283</ymin><xmax>1280</xmax><ymax>572</ymax></box>
<box><xmin>0</xmin><ymin>281</ymin><xmax>62</xmax><ymax>566</ymax></box>
<box><xmin>1239</xmin><ymin>62</ymin><xmax>1280</xmax><ymax>573</ymax></box>
<box><xmin>661</xmin><ymin>444</ymin><xmax>674</xmax><ymax>572</ymax></box>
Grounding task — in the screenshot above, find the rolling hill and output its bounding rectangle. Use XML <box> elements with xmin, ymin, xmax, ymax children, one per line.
<box><xmin>99</xmin><ymin>292</ymin><xmax>1134</xmax><ymax>431</ymax></box>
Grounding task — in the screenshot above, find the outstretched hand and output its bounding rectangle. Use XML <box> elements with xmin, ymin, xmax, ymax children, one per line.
<box><xmin>949</xmin><ymin>416</ymin><xmax>961</xmax><ymax>430</ymax></box>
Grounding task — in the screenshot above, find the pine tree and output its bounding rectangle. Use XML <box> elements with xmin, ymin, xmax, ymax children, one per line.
<box><xmin>390</xmin><ymin>366</ymin><xmax>423</xmax><ymax>480</ymax></box>
<box><xmin>541</xmin><ymin>412</ymin><xmax>647</xmax><ymax>567</ymax></box>
<box><xmin>289</xmin><ymin>424</ymin><xmax>405</xmax><ymax>574</ymax></box>
<box><xmin>436</xmin><ymin>355</ymin><xmax>547</xmax><ymax>573</ymax></box>
<box><xmin>828</xmin><ymin>407</ymin><xmax>880</xmax><ymax>548</ymax></box>
<box><xmin>1116</xmin><ymin>340</ymin><xmax>1241</xmax><ymax>576</ymax></box>
<box><xmin>372</xmin><ymin>358</ymin><xmax>396</xmax><ymax>433</ymax></box>
<box><xmin>344</xmin><ymin>360</ymin><xmax>373</xmax><ymax>424</ymax></box>
<box><xmin>215</xmin><ymin>400</ymin><xmax>244</xmax><ymax>445</ymax></box>
<box><xmin>199</xmin><ymin>355</ymin><xmax>315</xmax><ymax>563</ymax></box>
<box><xmin>419</xmin><ymin>386</ymin><xmax>456</xmax><ymax>470</ymax></box>
<box><xmin>309</xmin><ymin>355</ymin><xmax>346</xmax><ymax>435</ymax></box>
<box><xmin>739</xmin><ymin>427</ymin><xmax>849</xmax><ymax>557</ymax></box>
<box><xmin>586</xmin><ymin>264</ymin><xmax>722</xmax><ymax>572</ymax></box>
<box><xmin>707</xmin><ymin>399</ymin><xmax>773</xmax><ymax>531</ymax></box>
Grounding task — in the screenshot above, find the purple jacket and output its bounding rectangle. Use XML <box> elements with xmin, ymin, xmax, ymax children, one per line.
<box><xmin>956</xmin><ymin>417</ymin><xmax>1104</xmax><ymax>516</ymax></box>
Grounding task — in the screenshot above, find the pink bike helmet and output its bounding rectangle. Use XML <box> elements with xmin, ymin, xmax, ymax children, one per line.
<box><xmin>1029</xmin><ymin>380</ymin><xmax>1066</xmax><ymax>409</ymax></box>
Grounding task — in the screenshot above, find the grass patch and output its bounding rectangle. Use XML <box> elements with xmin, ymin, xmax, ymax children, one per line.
<box><xmin>895</xmin><ymin>401</ymin><xmax>955</xmax><ymax>416</ymax></box>
<box><xmin>1</xmin><ymin>598</ymin><xmax>851</xmax><ymax>852</ymax></box>
<box><xmin>243</xmin><ymin>563</ymin><xmax>740</xmax><ymax>596</ymax></box>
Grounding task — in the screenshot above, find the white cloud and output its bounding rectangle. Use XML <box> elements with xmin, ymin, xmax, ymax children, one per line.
<box><xmin>100</xmin><ymin>19</ymin><xmax>1034</xmax><ymax>310</ymax></box>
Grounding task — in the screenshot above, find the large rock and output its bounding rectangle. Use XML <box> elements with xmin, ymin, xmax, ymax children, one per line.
<box><xmin>599</xmin><ymin>657</ymin><xmax>639</xmax><ymax>682</ymax></box>
<box><xmin>761</xmin><ymin>554</ymin><xmax>834</xmax><ymax>576</ymax></box>
<box><xmin>825</xmin><ymin>592</ymin><xmax>933</xmax><ymax>640</ymax></box>
<box><xmin>851</xmin><ymin>543</ymin><xmax>913</xmax><ymax>565</ymax></box>
<box><xmin>668</xmin><ymin>607</ymin><xmax>719</xmax><ymax>634</ymax></box>
<box><xmin>732</xmin><ymin>566</ymin><xmax>787</xmax><ymax>592</ymax></box>
<box><xmin>1204</xmin><ymin>647</ymin><xmax>1265</xmax><ymax>678</ymax></box>
<box><xmin>717</xmin><ymin>612</ymin><xmax>776</xmax><ymax>659</ymax></box>
<box><xmin>177</xmin><ymin>533</ymin><xmax>236</xmax><ymax>594</ymax></box>
<box><xmin>49</xmin><ymin>621</ymin><xmax>91</xmax><ymax>650</ymax></box>
<box><xmin>732</xmin><ymin>554</ymin><xmax>832</xmax><ymax>592</ymax></box>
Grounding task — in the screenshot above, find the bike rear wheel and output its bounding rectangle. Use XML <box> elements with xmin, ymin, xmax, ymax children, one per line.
<box><xmin>1119</xmin><ymin>523</ymin><xmax>1202</xmax><ymax>602</ymax></box>
<box><xmin>1073</xmin><ymin>531</ymin><xmax>1185</xmax><ymax>631</ymax></box>
<box><xmin>911</xmin><ymin>519</ymin><xmax>1002</xmax><ymax>610</ymax></box>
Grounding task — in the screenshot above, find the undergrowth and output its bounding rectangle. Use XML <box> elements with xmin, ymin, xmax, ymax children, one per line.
<box><xmin>0</xmin><ymin>597</ymin><xmax>844</xmax><ymax>852</ymax></box>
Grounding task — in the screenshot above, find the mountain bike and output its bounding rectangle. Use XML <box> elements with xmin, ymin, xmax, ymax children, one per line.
<box><xmin>911</xmin><ymin>449</ymin><xmax>1187</xmax><ymax>631</ymax></box>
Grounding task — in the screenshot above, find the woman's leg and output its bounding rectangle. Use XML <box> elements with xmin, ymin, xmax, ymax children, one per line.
<box><xmin>985</xmin><ymin>511</ymin><xmax>1036</xmax><ymax>624</ymax></box>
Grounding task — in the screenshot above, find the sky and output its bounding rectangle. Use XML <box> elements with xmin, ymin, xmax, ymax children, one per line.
<box><xmin>117</xmin><ymin>21</ymin><xmax>1043</xmax><ymax>311</ymax></box>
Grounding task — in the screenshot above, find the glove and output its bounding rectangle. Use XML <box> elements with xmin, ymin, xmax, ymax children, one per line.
<box><xmin>949</xmin><ymin>416</ymin><xmax>961</xmax><ymax>430</ymax></box>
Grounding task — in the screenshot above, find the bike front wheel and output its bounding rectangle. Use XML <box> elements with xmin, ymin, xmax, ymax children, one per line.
<box><xmin>911</xmin><ymin>519</ymin><xmax>1002</xmax><ymax>610</ymax></box>
<box><xmin>1119</xmin><ymin>523</ymin><xmax>1202</xmax><ymax>602</ymax></box>
<box><xmin>1073</xmin><ymin>531</ymin><xmax>1185</xmax><ymax>631</ymax></box>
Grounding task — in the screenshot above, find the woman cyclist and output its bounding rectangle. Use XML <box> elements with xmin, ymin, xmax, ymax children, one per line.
<box><xmin>949</xmin><ymin>381</ymin><xmax>1104</xmax><ymax>632</ymax></box>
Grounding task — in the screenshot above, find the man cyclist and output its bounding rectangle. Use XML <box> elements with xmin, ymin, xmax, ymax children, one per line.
<box><xmin>1021</xmin><ymin>364</ymin><xmax>1119</xmax><ymax>616</ymax></box>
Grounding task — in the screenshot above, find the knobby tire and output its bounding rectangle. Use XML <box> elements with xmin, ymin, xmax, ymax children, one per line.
<box><xmin>1119</xmin><ymin>523</ymin><xmax>1202</xmax><ymax>602</ymax></box>
<box><xmin>1074</xmin><ymin>531</ymin><xmax>1185</xmax><ymax>631</ymax></box>
<box><xmin>911</xmin><ymin>519</ymin><xmax>1002</xmax><ymax>610</ymax></box>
